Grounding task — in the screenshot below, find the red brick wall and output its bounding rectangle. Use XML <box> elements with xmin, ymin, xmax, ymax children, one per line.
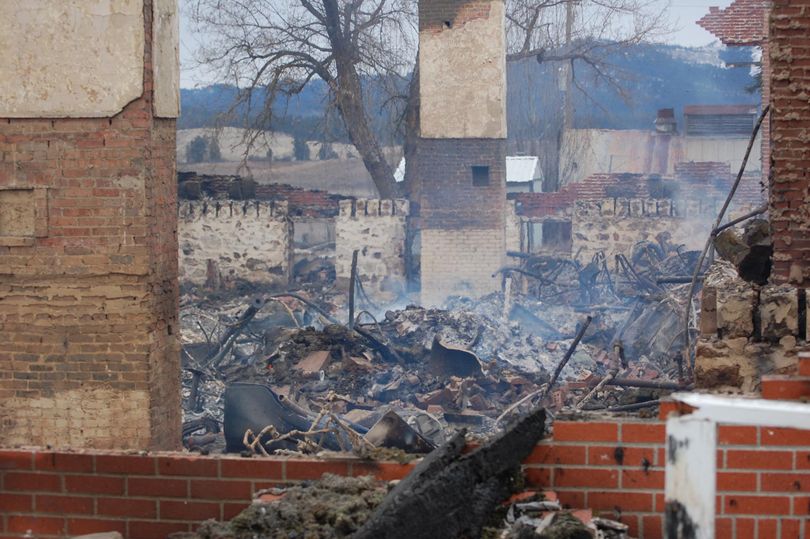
<box><xmin>0</xmin><ymin>450</ymin><xmax>412</xmax><ymax>539</ymax></box>
<box><xmin>2</xmin><ymin>414</ymin><xmax>808</xmax><ymax>539</ymax></box>
<box><xmin>0</xmin><ymin>0</ymin><xmax>180</xmax><ymax>449</ymax></box>
<box><xmin>769</xmin><ymin>0</ymin><xmax>810</xmax><ymax>285</ymax></box>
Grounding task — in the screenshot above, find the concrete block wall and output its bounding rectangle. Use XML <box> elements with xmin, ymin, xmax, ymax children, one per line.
<box><xmin>770</xmin><ymin>1</ymin><xmax>810</xmax><ymax>286</ymax></box>
<box><xmin>178</xmin><ymin>200</ymin><xmax>292</xmax><ymax>287</ymax></box>
<box><xmin>572</xmin><ymin>198</ymin><xmax>715</xmax><ymax>263</ymax></box>
<box><xmin>335</xmin><ymin>199</ymin><xmax>409</xmax><ymax>303</ymax></box>
<box><xmin>0</xmin><ymin>0</ymin><xmax>180</xmax><ymax>450</ymax></box>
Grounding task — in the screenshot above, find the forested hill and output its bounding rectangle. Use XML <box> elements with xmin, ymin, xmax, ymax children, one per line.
<box><xmin>179</xmin><ymin>42</ymin><xmax>759</xmax><ymax>140</ymax></box>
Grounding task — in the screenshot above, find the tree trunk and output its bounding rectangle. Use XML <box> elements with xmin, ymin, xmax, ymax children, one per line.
<box><xmin>333</xmin><ymin>67</ymin><xmax>399</xmax><ymax>199</ymax></box>
<box><xmin>321</xmin><ymin>0</ymin><xmax>398</xmax><ymax>199</ymax></box>
<box><xmin>403</xmin><ymin>55</ymin><xmax>420</xmax><ymax>201</ymax></box>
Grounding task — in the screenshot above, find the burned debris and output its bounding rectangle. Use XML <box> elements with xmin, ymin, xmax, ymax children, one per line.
<box><xmin>180</xmin><ymin>230</ymin><xmax>699</xmax><ymax>457</ymax></box>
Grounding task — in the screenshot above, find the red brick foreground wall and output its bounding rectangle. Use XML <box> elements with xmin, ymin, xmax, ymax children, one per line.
<box><xmin>2</xmin><ymin>415</ymin><xmax>808</xmax><ymax>539</ymax></box>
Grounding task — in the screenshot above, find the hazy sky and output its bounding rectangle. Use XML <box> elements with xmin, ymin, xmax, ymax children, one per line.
<box><xmin>179</xmin><ymin>0</ymin><xmax>732</xmax><ymax>88</ymax></box>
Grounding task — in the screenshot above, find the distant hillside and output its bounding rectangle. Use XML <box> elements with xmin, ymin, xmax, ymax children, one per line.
<box><xmin>179</xmin><ymin>42</ymin><xmax>759</xmax><ymax>139</ymax></box>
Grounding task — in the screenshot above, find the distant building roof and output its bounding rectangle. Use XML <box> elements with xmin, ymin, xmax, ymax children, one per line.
<box><xmin>697</xmin><ymin>0</ymin><xmax>770</xmax><ymax>46</ymax></box>
<box><xmin>506</xmin><ymin>156</ymin><xmax>541</xmax><ymax>183</ymax></box>
<box><xmin>684</xmin><ymin>104</ymin><xmax>758</xmax><ymax>116</ymax></box>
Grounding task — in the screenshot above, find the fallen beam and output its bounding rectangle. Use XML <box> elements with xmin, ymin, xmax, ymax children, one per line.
<box><xmin>353</xmin><ymin>407</ymin><xmax>547</xmax><ymax>539</ymax></box>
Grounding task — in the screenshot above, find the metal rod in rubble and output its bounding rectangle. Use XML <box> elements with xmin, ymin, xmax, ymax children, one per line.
<box><xmin>348</xmin><ymin>249</ymin><xmax>358</xmax><ymax>329</ymax></box>
<box><xmin>682</xmin><ymin>105</ymin><xmax>770</xmax><ymax>372</ymax></box>
<box><xmin>544</xmin><ymin>315</ymin><xmax>593</xmax><ymax>400</ymax></box>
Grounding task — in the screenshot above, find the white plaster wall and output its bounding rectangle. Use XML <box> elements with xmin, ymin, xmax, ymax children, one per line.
<box><xmin>419</xmin><ymin>0</ymin><xmax>507</xmax><ymax>139</ymax></box>
<box><xmin>153</xmin><ymin>0</ymin><xmax>180</xmax><ymax>118</ymax></box>
<box><xmin>179</xmin><ymin>201</ymin><xmax>292</xmax><ymax>286</ymax></box>
<box><xmin>560</xmin><ymin>129</ymin><xmax>762</xmax><ymax>186</ymax></box>
<box><xmin>335</xmin><ymin>200</ymin><xmax>409</xmax><ymax>302</ymax></box>
<box><xmin>0</xmin><ymin>0</ymin><xmax>145</xmax><ymax>118</ymax></box>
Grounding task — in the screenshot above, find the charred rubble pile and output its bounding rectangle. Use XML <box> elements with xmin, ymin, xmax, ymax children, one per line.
<box><xmin>175</xmin><ymin>409</ymin><xmax>631</xmax><ymax>539</ymax></box>
<box><xmin>180</xmin><ymin>236</ymin><xmax>696</xmax><ymax>457</ymax></box>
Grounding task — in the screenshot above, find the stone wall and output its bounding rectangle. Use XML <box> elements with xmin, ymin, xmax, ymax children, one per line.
<box><xmin>769</xmin><ymin>1</ymin><xmax>810</xmax><ymax>286</ymax></box>
<box><xmin>696</xmin><ymin>275</ymin><xmax>807</xmax><ymax>392</ymax></box>
<box><xmin>0</xmin><ymin>0</ymin><xmax>180</xmax><ymax>450</ymax></box>
<box><xmin>178</xmin><ymin>200</ymin><xmax>292</xmax><ymax>287</ymax></box>
<box><xmin>335</xmin><ymin>199</ymin><xmax>409</xmax><ymax>303</ymax></box>
<box><xmin>572</xmin><ymin>198</ymin><xmax>715</xmax><ymax>263</ymax></box>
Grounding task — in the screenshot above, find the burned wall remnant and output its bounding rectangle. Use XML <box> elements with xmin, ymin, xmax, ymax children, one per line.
<box><xmin>179</xmin><ymin>201</ymin><xmax>292</xmax><ymax>288</ymax></box>
<box><xmin>695</xmin><ymin>263</ymin><xmax>805</xmax><ymax>392</ymax></box>
<box><xmin>0</xmin><ymin>0</ymin><xmax>180</xmax><ymax>450</ymax></box>
<box><xmin>335</xmin><ymin>199</ymin><xmax>410</xmax><ymax>303</ymax></box>
<box><xmin>769</xmin><ymin>0</ymin><xmax>810</xmax><ymax>286</ymax></box>
<box><xmin>572</xmin><ymin>198</ymin><xmax>715</xmax><ymax>263</ymax></box>
<box><xmin>417</xmin><ymin>0</ymin><xmax>508</xmax><ymax>305</ymax></box>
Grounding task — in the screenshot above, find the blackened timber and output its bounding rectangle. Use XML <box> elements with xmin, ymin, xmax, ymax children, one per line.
<box><xmin>352</xmin><ymin>408</ymin><xmax>547</xmax><ymax>539</ymax></box>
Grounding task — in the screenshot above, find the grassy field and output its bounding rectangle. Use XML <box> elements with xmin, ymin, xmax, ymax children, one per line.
<box><xmin>177</xmin><ymin>127</ymin><xmax>400</xmax><ymax>197</ymax></box>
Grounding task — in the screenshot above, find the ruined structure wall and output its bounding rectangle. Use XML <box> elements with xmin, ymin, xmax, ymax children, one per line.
<box><xmin>419</xmin><ymin>0</ymin><xmax>507</xmax><ymax>139</ymax></box>
<box><xmin>505</xmin><ymin>201</ymin><xmax>522</xmax><ymax>254</ymax></box>
<box><xmin>572</xmin><ymin>198</ymin><xmax>714</xmax><ymax>263</ymax></box>
<box><xmin>769</xmin><ymin>1</ymin><xmax>810</xmax><ymax>285</ymax></box>
<box><xmin>335</xmin><ymin>199</ymin><xmax>409</xmax><ymax>302</ymax></box>
<box><xmin>178</xmin><ymin>201</ymin><xmax>291</xmax><ymax>287</ymax></box>
<box><xmin>418</xmin><ymin>138</ymin><xmax>507</xmax><ymax>305</ymax></box>
<box><xmin>696</xmin><ymin>281</ymin><xmax>803</xmax><ymax>392</ymax></box>
<box><xmin>0</xmin><ymin>0</ymin><xmax>180</xmax><ymax>450</ymax></box>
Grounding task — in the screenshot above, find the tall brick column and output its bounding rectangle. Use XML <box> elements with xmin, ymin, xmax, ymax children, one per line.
<box><xmin>417</xmin><ymin>0</ymin><xmax>508</xmax><ymax>305</ymax></box>
<box><xmin>0</xmin><ymin>0</ymin><xmax>181</xmax><ymax>449</ymax></box>
<box><xmin>769</xmin><ymin>1</ymin><xmax>810</xmax><ymax>286</ymax></box>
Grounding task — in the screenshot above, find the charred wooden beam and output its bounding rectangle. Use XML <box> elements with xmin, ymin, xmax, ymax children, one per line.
<box><xmin>353</xmin><ymin>407</ymin><xmax>547</xmax><ymax>539</ymax></box>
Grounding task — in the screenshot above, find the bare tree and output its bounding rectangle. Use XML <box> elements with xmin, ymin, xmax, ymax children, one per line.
<box><xmin>187</xmin><ymin>0</ymin><xmax>417</xmax><ymax>198</ymax></box>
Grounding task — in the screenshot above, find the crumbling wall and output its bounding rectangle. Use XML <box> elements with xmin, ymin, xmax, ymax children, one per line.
<box><xmin>335</xmin><ymin>199</ymin><xmax>409</xmax><ymax>302</ymax></box>
<box><xmin>179</xmin><ymin>200</ymin><xmax>292</xmax><ymax>287</ymax></box>
<box><xmin>0</xmin><ymin>0</ymin><xmax>180</xmax><ymax>450</ymax></box>
<box><xmin>572</xmin><ymin>198</ymin><xmax>713</xmax><ymax>263</ymax></box>
<box><xmin>416</xmin><ymin>1</ymin><xmax>508</xmax><ymax>306</ymax></box>
<box><xmin>0</xmin><ymin>0</ymin><xmax>145</xmax><ymax>118</ymax></box>
<box><xmin>769</xmin><ymin>1</ymin><xmax>810</xmax><ymax>286</ymax></box>
<box><xmin>696</xmin><ymin>272</ymin><xmax>806</xmax><ymax>392</ymax></box>
<box><xmin>505</xmin><ymin>201</ymin><xmax>522</xmax><ymax>254</ymax></box>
